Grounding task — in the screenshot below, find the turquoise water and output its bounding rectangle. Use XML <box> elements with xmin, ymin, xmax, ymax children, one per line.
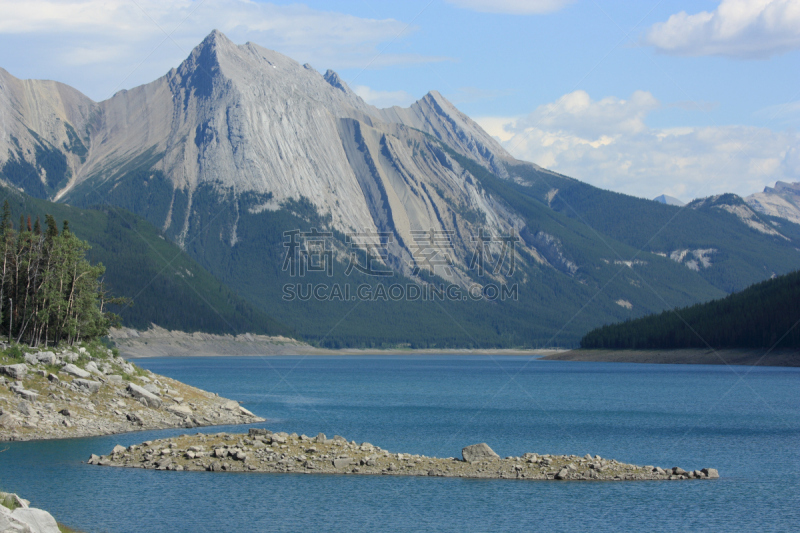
<box><xmin>1</xmin><ymin>356</ymin><xmax>799</xmax><ymax>532</ymax></box>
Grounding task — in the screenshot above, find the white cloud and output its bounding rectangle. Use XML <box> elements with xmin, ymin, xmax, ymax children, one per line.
<box><xmin>480</xmin><ymin>90</ymin><xmax>800</xmax><ymax>201</ymax></box>
<box><xmin>354</xmin><ymin>85</ymin><xmax>416</xmax><ymax>108</ymax></box>
<box><xmin>643</xmin><ymin>0</ymin><xmax>800</xmax><ymax>59</ymax></box>
<box><xmin>445</xmin><ymin>0</ymin><xmax>574</xmax><ymax>14</ymax></box>
<box><xmin>0</xmin><ymin>0</ymin><xmax>445</xmax><ymax>100</ymax></box>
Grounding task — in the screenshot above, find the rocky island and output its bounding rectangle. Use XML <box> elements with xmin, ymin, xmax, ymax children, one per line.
<box><xmin>89</xmin><ymin>429</ymin><xmax>719</xmax><ymax>482</ymax></box>
<box><xmin>0</xmin><ymin>343</ymin><xmax>262</xmax><ymax>442</ymax></box>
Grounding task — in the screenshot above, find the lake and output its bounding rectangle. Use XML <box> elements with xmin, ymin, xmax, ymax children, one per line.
<box><xmin>2</xmin><ymin>356</ymin><xmax>798</xmax><ymax>532</ymax></box>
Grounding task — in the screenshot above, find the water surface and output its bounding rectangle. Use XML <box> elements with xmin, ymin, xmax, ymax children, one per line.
<box><xmin>2</xmin><ymin>356</ymin><xmax>798</xmax><ymax>532</ymax></box>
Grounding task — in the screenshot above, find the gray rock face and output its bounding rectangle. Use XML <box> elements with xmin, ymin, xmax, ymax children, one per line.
<box><xmin>61</xmin><ymin>364</ymin><xmax>90</xmax><ymax>379</ymax></box>
<box><xmin>462</xmin><ymin>443</ymin><xmax>500</xmax><ymax>463</ymax></box>
<box><xmin>0</xmin><ymin>364</ymin><xmax>28</xmax><ymax>379</ymax></box>
<box><xmin>1</xmin><ymin>30</ymin><xmax>529</xmax><ymax>285</ymax></box>
<box><xmin>126</xmin><ymin>383</ymin><xmax>162</xmax><ymax>408</ymax></box>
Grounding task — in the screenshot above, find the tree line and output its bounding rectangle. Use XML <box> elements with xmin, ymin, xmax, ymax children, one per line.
<box><xmin>0</xmin><ymin>201</ymin><xmax>124</xmax><ymax>347</ymax></box>
<box><xmin>581</xmin><ymin>269</ymin><xmax>800</xmax><ymax>350</ymax></box>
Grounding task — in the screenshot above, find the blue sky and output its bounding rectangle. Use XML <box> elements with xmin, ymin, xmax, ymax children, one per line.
<box><xmin>0</xmin><ymin>0</ymin><xmax>798</xmax><ymax>201</ymax></box>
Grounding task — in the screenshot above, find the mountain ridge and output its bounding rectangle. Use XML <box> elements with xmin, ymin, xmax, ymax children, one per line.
<box><xmin>1</xmin><ymin>30</ymin><xmax>799</xmax><ymax>347</ymax></box>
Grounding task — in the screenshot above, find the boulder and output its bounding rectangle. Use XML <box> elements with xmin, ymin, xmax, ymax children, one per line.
<box><xmin>24</xmin><ymin>354</ymin><xmax>39</xmax><ymax>366</ymax></box>
<box><xmin>0</xmin><ymin>364</ymin><xmax>28</xmax><ymax>379</ymax></box>
<box><xmin>73</xmin><ymin>379</ymin><xmax>101</xmax><ymax>393</ymax></box>
<box><xmin>672</xmin><ymin>467</ymin><xmax>687</xmax><ymax>475</ymax></box>
<box><xmin>16</xmin><ymin>401</ymin><xmax>34</xmax><ymax>416</ymax></box>
<box><xmin>85</xmin><ymin>361</ymin><xmax>103</xmax><ymax>376</ymax></box>
<box><xmin>59</xmin><ymin>409</ymin><xmax>71</xmax><ymax>417</ymax></box>
<box><xmin>11</xmin><ymin>507</ymin><xmax>60</xmax><ymax>533</ymax></box>
<box><xmin>111</xmin><ymin>445</ymin><xmax>127</xmax><ymax>455</ymax></box>
<box><xmin>555</xmin><ymin>468</ymin><xmax>570</xmax><ymax>480</ymax></box>
<box><xmin>0</xmin><ymin>412</ymin><xmax>19</xmax><ymax>428</ymax></box>
<box><xmin>315</xmin><ymin>433</ymin><xmax>327</xmax><ymax>443</ymax></box>
<box><xmin>62</xmin><ymin>352</ymin><xmax>79</xmax><ymax>363</ymax></box>
<box><xmin>462</xmin><ymin>443</ymin><xmax>500</xmax><ymax>463</ymax></box>
<box><xmin>238</xmin><ymin>406</ymin><xmax>256</xmax><ymax>417</ymax></box>
<box><xmin>702</xmin><ymin>468</ymin><xmax>719</xmax><ymax>479</ymax></box>
<box><xmin>127</xmin><ymin>383</ymin><xmax>162</xmax><ymax>408</ymax></box>
<box><xmin>87</xmin><ymin>454</ymin><xmax>101</xmax><ymax>464</ymax></box>
<box><xmin>61</xmin><ymin>364</ymin><xmax>91</xmax><ymax>379</ymax></box>
<box><xmin>46</xmin><ymin>373</ymin><xmax>59</xmax><ymax>383</ymax></box>
<box><xmin>11</xmin><ymin>387</ymin><xmax>38</xmax><ymax>402</ymax></box>
<box><xmin>332</xmin><ymin>458</ymin><xmax>353</xmax><ymax>468</ymax></box>
<box><xmin>143</xmin><ymin>383</ymin><xmax>161</xmax><ymax>396</ymax></box>
<box><xmin>166</xmin><ymin>405</ymin><xmax>193</xmax><ymax>419</ymax></box>
<box><xmin>106</xmin><ymin>375</ymin><xmax>123</xmax><ymax>383</ymax></box>
<box><xmin>36</xmin><ymin>352</ymin><xmax>56</xmax><ymax>365</ymax></box>
<box><xmin>248</xmin><ymin>428</ymin><xmax>270</xmax><ymax>436</ymax></box>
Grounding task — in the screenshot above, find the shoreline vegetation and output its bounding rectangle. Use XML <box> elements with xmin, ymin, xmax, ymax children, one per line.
<box><xmin>88</xmin><ymin>429</ymin><xmax>720</xmax><ymax>482</ymax></box>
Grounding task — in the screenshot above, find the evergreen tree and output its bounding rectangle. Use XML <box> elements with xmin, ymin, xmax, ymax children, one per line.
<box><xmin>0</xmin><ymin>207</ymin><xmax>124</xmax><ymax>346</ymax></box>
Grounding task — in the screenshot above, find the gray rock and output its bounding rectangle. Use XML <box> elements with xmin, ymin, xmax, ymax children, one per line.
<box><xmin>24</xmin><ymin>354</ymin><xmax>39</xmax><ymax>366</ymax></box>
<box><xmin>555</xmin><ymin>468</ymin><xmax>570</xmax><ymax>480</ymax></box>
<box><xmin>61</xmin><ymin>364</ymin><xmax>91</xmax><ymax>379</ymax></box>
<box><xmin>112</xmin><ymin>445</ymin><xmax>127</xmax><ymax>455</ymax></box>
<box><xmin>127</xmin><ymin>383</ymin><xmax>162</xmax><ymax>408</ymax></box>
<box><xmin>238</xmin><ymin>406</ymin><xmax>256</xmax><ymax>417</ymax></box>
<box><xmin>11</xmin><ymin>507</ymin><xmax>60</xmax><ymax>533</ymax></box>
<box><xmin>46</xmin><ymin>373</ymin><xmax>59</xmax><ymax>383</ymax></box>
<box><xmin>73</xmin><ymin>379</ymin><xmax>101</xmax><ymax>393</ymax></box>
<box><xmin>106</xmin><ymin>374</ymin><xmax>123</xmax><ymax>383</ymax></box>
<box><xmin>702</xmin><ymin>468</ymin><xmax>719</xmax><ymax>479</ymax></box>
<box><xmin>248</xmin><ymin>428</ymin><xmax>270</xmax><ymax>436</ymax></box>
<box><xmin>462</xmin><ymin>443</ymin><xmax>500</xmax><ymax>463</ymax></box>
<box><xmin>332</xmin><ymin>458</ymin><xmax>353</xmax><ymax>468</ymax></box>
<box><xmin>36</xmin><ymin>352</ymin><xmax>57</xmax><ymax>365</ymax></box>
<box><xmin>85</xmin><ymin>361</ymin><xmax>103</xmax><ymax>376</ymax></box>
<box><xmin>315</xmin><ymin>432</ymin><xmax>327</xmax><ymax>443</ymax></box>
<box><xmin>0</xmin><ymin>364</ymin><xmax>28</xmax><ymax>379</ymax></box>
<box><xmin>87</xmin><ymin>454</ymin><xmax>101</xmax><ymax>464</ymax></box>
<box><xmin>143</xmin><ymin>383</ymin><xmax>161</xmax><ymax>396</ymax></box>
<box><xmin>17</xmin><ymin>401</ymin><xmax>34</xmax><ymax>416</ymax></box>
<box><xmin>11</xmin><ymin>387</ymin><xmax>38</xmax><ymax>402</ymax></box>
<box><xmin>62</xmin><ymin>352</ymin><xmax>79</xmax><ymax>363</ymax></box>
<box><xmin>166</xmin><ymin>405</ymin><xmax>193</xmax><ymax>419</ymax></box>
<box><xmin>672</xmin><ymin>467</ymin><xmax>687</xmax><ymax>475</ymax></box>
<box><xmin>0</xmin><ymin>412</ymin><xmax>19</xmax><ymax>428</ymax></box>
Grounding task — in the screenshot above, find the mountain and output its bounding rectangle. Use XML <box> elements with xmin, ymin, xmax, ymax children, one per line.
<box><xmin>580</xmin><ymin>269</ymin><xmax>800</xmax><ymax>351</ymax></box>
<box><xmin>1</xmin><ymin>30</ymin><xmax>799</xmax><ymax>347</ymax></box>
<box><xmin>746</xmin><ymin>181</ymin><xmax>800</xmax><ymax>226</ymax></box>
<box><xmin>653</xmin><ymin>194</ymin><xmax>685</xmax><ymax>206</ymax></box>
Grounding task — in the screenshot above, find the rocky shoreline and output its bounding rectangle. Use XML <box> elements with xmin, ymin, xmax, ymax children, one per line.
<box><xmin>89</xmin><ymin>429</ymin><xmax>719</xmax><ymax>482</ymax></box>
<box><xmin>0</xmin><ymin>343</ymin><xmax>263</xmax><ymax>442</ymax></box>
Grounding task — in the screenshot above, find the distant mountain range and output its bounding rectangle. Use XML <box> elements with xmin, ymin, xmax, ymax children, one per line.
<box><xmin>746</xmin><ymin>181</ymin><xmax>800</xmax><ymax>227</ymax></box>
<box><xmin>1</xmin><ymin>30</ymin><xmax>799</xmax><ymax>347</ymax></box>
<box><xmin>653</xmin><ymin>194</ymin><xmax>685</xmax><ymax>207</ymax></box>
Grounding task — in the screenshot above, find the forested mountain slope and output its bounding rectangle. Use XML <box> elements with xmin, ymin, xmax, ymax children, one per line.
<box><xmin>581</xmin><ymin>270</ymin><xmax>800</xmax><ymax>350</ymax></box>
